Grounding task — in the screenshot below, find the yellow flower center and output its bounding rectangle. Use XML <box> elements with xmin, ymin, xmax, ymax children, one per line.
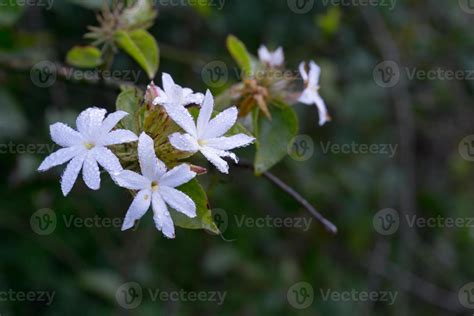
<box><xmin>151</xmin><ymin>181</ymin><xmax>159</xmax><ymax>191</ymax></box>
<box><xmin>84</xmin><ymin>142</ymin><xmax>95</xmax><ymax>150</ymax></box>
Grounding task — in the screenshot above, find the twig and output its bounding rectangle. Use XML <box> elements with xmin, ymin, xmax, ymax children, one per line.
<box><xmin>235</xmin><ymin>160</ymin><xmax>338</xmax><ymax>234</ymax></box>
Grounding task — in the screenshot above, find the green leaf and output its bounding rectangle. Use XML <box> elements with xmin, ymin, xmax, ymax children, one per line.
<box><xmin>0</xmin><ymin>2</ymin><xmax>24</xmax><ymax>27</ymax></box>
<box><xmin>226</xmin><ymin>35</ymin><xmax>254</xmax><ymax>76</ymax></box>
<box><xmin>171</xmin><ymin>179</ymin><xmax>219</xmax><ymax>234</ymax></box>
<box><xmin>115</xmin><ymin>86</ymin><xmax>144</xmax><ymax>134</ymax></box>
<box><xmin>115</xmin><ymin>29</ymin><xmax>159</xmax><ymax>79</ymax></box>
<box><xmin>66</xmin><ymin>46</ymin><xmax>103</xmax><ymax>68</ymax></box>
<box><xmin>254</xmin><ymin>102</ymin><xmax>298</xmax><ymax>175</ymax></box>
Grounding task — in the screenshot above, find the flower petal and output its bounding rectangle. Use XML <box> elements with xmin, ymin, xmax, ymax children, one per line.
<box><xmin>138</xmin><ymin>132</ymin><xmax>166</xmax><ymax>180</ymax></box>
<box><xmin>205</xmin><ymin>134</ymin><xmax>255</xmax><ymax>151</ymax></box>
<box><xmin>152</xmin><ymin>192</ymin><xmax>175</xmax><ymax>238</ymax></box>
<box><xmin>93</xmin><ymin>147</ymin><xmax>123</xmax><ymax>174</ymax></box>
<box><xmin>273</xmin><ymin>47</ymin><xmax>284</xmax><ymax>66</ymax></box>
<box><xmin>50</xmin><ymin>123</ymin><xmax>82</xmax><ymax>147</ymax></box>
<box><xmin>101</xmin><ymin>129</ymin><xmax>138</xmax><ymax>146</ymax></box>
<box><xmin>197</xmin><ymin>90</ymin><xmax>214</xmax><ymax>135</ymax></box>
<box><xmin>308</xmin><ymin>60</ymin><xmax>321</xmax><ymax>87</ymax></box>
<box><xmin>202</xmin><ymin>106</ymin><xmax>238</xmax><ymax>139</ymax></box>
<box><xmin>160</xmin><ymin>186</ymin><xmax>196</xmax><ymax>218</ymax></box>
<box><xmin>298</xmin><ymin>88</ymin><xmax>314</xmax><ymax>105</ymax></box>
<box><xmin>82</xmin><ymin>153</ymin><xmax>100</xmax><ymax>190</ymax></box>
<box><xmin>115</xmin><ymin>170</ymin><xmax>150</xmax><ymax>190</ymax></box>
<box><xmin>163</xmin><ymin>103</ymin><xmax>197</xmax><ymax>137</ymax></box>
<box><xmin>258</xmin><ymin>45</ymin><xmax>271</xmax><ymax>63</ymax></box>
<box><xmin>299</xmin><ymin>61</ymin><xmax>308</xmax><ymax>82</ymax></box>
<box><xmin>182</xmin><ymin>89</ymin><xmax>204</xmax><ymax>106</ymax></box>
<box><xmin>121</xmin><ymin>189</ymin><xmax>152</xmax><ymax>231</ymax></box>
<box><xmin>38</xmin><ymin>146</ymin><xmax>83</xmax><ymax>172</ymax></box>
<box><xmin>200</xmin><ymin>146</ymin><xmax>230</xmax><ymax>174</ymax></box>
<box><xmin>76</xmin><ymin>107</ymin><xmax>106</xmax><ymax>136</ymax></box>
<box><xmin>160</xmin><ymin>164</ymin><xmax>196</xmax><ymax>188</ymax></box>
<box><xmin>100</xmin><ymin>111</ymin><xmax>129</xmax><ymax>133</ymax></box>
<box><xmin>60</xmin><ymin>152</ymin><xmax>86</xmax><ymax>196</ymax></box>
<box><xmin>152</xmin><ymin>87</ymin><xmax>168</xmax><ymax>106</ymax></box>
<box><xmin>314</xmin><ymin>94</ymin><xmax>330</xmax><ymax>126</ymax></box>
<box><xmin>168</xmin><ymin>132</ymin><xmax>199</xmax><ymax>153</ymax></box>
<box><xmin>162</xmin><ymin>73</ymin><xmax>175</xmax><ymax>95</ymax></box>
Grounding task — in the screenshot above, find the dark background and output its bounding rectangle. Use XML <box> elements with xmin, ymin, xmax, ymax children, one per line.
<box><xmin>1</xmin><ymin>0</ymin><xmax>474</xmax><ymax>315</ymax></box>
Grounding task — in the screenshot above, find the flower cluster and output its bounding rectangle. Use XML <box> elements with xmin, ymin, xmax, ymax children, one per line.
<box><xmin>258</xmin><ymin>45</ymin><xmax>330</xmax><ymax>126</ymax></box>
<box><xmin>230</xmin><ymin>43</ymin><xmax>330</xmax><ymax>126</ymax></box>
<box><xmin>38</xmin><ymin>74</ymin><xmax>255</xmax><ymax>238</ymax></box>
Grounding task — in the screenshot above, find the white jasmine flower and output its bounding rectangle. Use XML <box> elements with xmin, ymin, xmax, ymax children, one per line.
<box><xmin>152</xmin><ymin>73</ymin><xmax>204</xmax><ymax>108</ymax></box>
<box><xmin>258</xmin><ymin>45</ymin><xmax>284</xmax><ymax>67</ymax></box>
<box><xmin>298</xmin><ymin>60</ymin><xmax>331</xmax><ymax>126</ymax></box>
<box><xmin>37</xmin><ymin>107</ymin><xmax>138</xmax><ymax>196</ymax></box>
<box><xmin>166</xmin><ymin>90</ymin><xmax>255</xmax><ymax>174</ymax></box>
<box><xmin>115</xmin><ymin>133</ymin><xmax>197</xmax><ymax>238</ymax></box>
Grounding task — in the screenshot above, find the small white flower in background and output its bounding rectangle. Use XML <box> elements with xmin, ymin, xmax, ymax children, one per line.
<box><xmin>166</xmin><ymin>90</ymin><xmax>255</xmax><ymax>174</ymax></box>
<box><xmin>37</xmin><ymin>107</ymin><xmax>138</xmax><ymax>196</ymax></box>
<box><xmin>115</xmin><ymin>133</ymin><xmax>197</xmax><ymax>238</ymax></box>
<box><xmin>298</xmin><ymin>60</ymin><xmax>331</xmax><ymax>126</ymax></box>
<box><xmin>258</xmin><ymin>45</ymin><xmax>284</xmax><ymax>67</ymax></box>
<box><xmin>152</xmin><ymin>73</ymin><xmax>204</xmax><ymax>108</ymax></box>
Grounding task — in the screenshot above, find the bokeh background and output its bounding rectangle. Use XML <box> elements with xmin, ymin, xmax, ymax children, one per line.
<box><xmin>1</xmin><ymin>0</ymin><xmax>474</xmax><ymax>315</ymax></box>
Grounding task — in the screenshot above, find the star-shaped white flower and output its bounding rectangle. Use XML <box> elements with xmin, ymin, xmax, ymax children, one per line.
<box><xmin>298</xmin><ymin>60</ymin><xmax>331</xmax><ymax>126</ymax></box>
<box><xmin>37</xmin><ymin>107</ymin><xmax>138</xmax><ymax>196</ymax></box>
<box><xmin>114</xmin><ymin>133</ymin><xmax>197</xmax><ymax>238</ymax></box>
<box><xmin>166</xmin><ymin>90</ymin><xmax>255</xmax><ymax>174</ymax></box>
<box><xmin>152</xmin><ymin>73</ymin><xmax>204</xmax><ymax>108</ymax></box>
<box><xmin>258</xmin><ymin>45</ymin><xmax>284</xmax><ymax>67</ymax></box>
